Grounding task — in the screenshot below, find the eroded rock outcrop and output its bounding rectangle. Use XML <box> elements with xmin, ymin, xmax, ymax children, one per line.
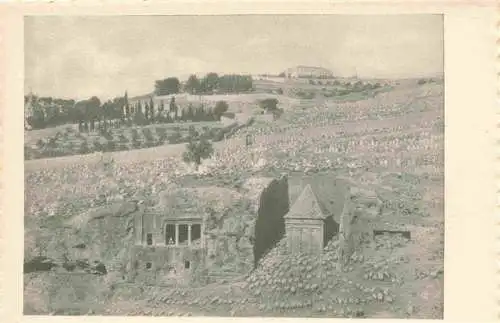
<box><xmin>24</xmin><ymin>200</ymin><xmax>141</xmax><ymax>279</ymax></box>
<box><xmin>151</xmin><ymin>175</ymin><xmax>289</xmax><ymax>277</ymax></box>
<box><xmin>336</xmin><ymin>186</ymin><xmax>383</xmax><ymax>269</ymax></box>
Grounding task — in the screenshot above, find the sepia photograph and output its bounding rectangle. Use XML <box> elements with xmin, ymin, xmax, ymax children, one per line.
<box><xmin>23</xmin><ymin>14</ymin><xmax>446</xmax><ymax>318</ymax></box>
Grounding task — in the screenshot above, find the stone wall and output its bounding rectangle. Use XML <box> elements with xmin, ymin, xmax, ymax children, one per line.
<box><xmin>129</xmin><ymin>245</ymin><xmax>206</xmax><ymax>286</ymax></box>
<box><xmin>285</xmin><ymin>218</ymin><xmax>323</xmax><ymax>255</ymax></box>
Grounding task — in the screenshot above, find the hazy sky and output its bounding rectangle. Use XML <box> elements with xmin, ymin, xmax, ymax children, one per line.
<box><xmin>25</xmin><ymin>15</ymin><xmax>443</xmax><ymax>100</ymax></box>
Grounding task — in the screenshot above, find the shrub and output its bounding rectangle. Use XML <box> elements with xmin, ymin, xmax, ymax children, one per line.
<box><xmin>130</xmin><ymin>129</ymin><xmax>140</xmax><ymax>142</ymax></box>
<box><xmin>200</xmin><ymin>126</ymin><xmax>215</xmax><ymax>140</ymax></box>
<box><xmin>155</xmin><ymin>126</ymin><xmax>167</xmax><ymax>138</ymax></box>
<box><xmin>337</xmin><ymin>89</ymin><xmax>350</xmax><ymax>96</ymax></box>
<box><xmin>118</xmin><ymin>134</ymin><xmax>129</xmax><ymax>144</ymax></box>
<box><xmin>92</xmin><ymin>139</ymin><xmax>104</xmax><ymax>152</ymax></box>
<box><xmin>131</xmin><ymin>138</ymin><xmax>142</xmax><ymax>149</ymax></box>
<box><xmin>167</xmin><ymin>130</ymin><xmax>182</xmax><ymax>144</ymax></box>
<box><xmin>362</xmin><ymin>83</ymin><xmax>373</xmax><ymax>90</ymax></box>
<box><xmin>354</xmin><ymin>81</ymin><xmax>364</xmax><ymax>89</ymax></box>
<box><xmin>101</xmin><ymin>130</ymin><xmax>114</xmax><ymax>141</ymax></box>
<box><xmin>157</xmin><ymin>131</ymin><xmax>168</xmax><ymax>144</ymax></box>
<box><xmin>104</xmin><ymin>131</ymin><xmax>115</xmax><ymax>141</ymax></box>
<box><xmin>417</xmin><ymin>79</ymin><xmax>427</xmax><ymax>85</ymax></box>
<box><xmin>133</xmin><ymin>111</ymin><xmax>149</xmax><ymax>126</ymax></box>
<box><xmin>188</xmin><ymin>125</ymin><xmax>200</xmax><ymax>140</ymax></box>
<box><xmin>38</xmin><ymin>148</ymin><xmax>50</xmax><ymax>158</ymax></box>
<box><xmin>214</xmin><ymin>101</ymin><xmax>229</xmax><ymax>120</ymax></box>
<box><xmin>201</xmin><ymin>126</ymin><xmax>210</xmax><ymax>134</ymax></box>
<box><xmin>143</xmin><ymin>131</ymin><xmax>156</xmax><ymax>148</ymax></box>
<box><xmin>212</xmin><ymin>129</ymin><xmax>226</xmax><ymax>142</ymax></box>
<box><xmin>142</xmin><ymin>128</ymin><xmax>155</xmax><ymax>142</ymax></box>
<box><xmin>259</xmin><ymin>98</ymin><xmax>279</xmax><ymax>112</ymax></box>
<box><xmin>182</xmin><ymin>138</ymin><xmax>214</xmax><ymax>170</ymax></box>
<box><xmin>65</xmin><ymin>141</ymin><xmax>75</xmax><ymax>152</ymax></box>
<box><xmin>155</xmin><ymin>137</ymin><xmax>166</xmax><ymax>146</ymax></box>
<box><xmin>41</xmin><ymin>148</ymin><xmax>65</xmax><ymax>158</ymax></box>
<box><xmin>78</xmin><ymin>140</ymin><xmax>91</xmax><ymax>154</ymax></box>
<box><xmin>104</xmin><ymin>140</ymin><xmax>116</xmax><ymax>152</ymax></box>
<box><xmin>46</xmin><ymin>137</ymin><xmax>58</xmax><ymax>149</ymax></box>
<box><xmin>36</xmin><ymin>139</ymin><xmax>45</xmax><ymax>149</ymax></box>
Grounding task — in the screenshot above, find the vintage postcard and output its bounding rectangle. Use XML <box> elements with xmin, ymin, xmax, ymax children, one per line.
<box><xmin>0</xmin><ymin>1</ymin><xmax>498</xmax><ymax>322</ymax></box>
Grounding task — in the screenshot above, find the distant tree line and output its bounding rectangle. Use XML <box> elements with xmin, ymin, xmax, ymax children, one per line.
<box><xmin>24</xmin><ymin>95</ymin><xmax>77</xmax><ymax>129</ymax></box>
<box><xmin>26</xmin><ymin>72</ymin><xmax>251</xmax><ymax>130</ymax></box>
<box><xmin>25</xmin><ymin>92</ymin><xmax>231</xmax><ymax>132</ymax></box>
<box><xmin>25</xmin><ymin>94</ymin><xmax>130</xmax><ymax>131</ymax></box>
<box><xmin>156</xmin><ymin>73</ymin><xmax>253</xmax><ymax>96</ymax></box>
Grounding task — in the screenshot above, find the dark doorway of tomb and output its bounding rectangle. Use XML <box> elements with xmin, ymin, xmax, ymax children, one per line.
<box><xmin>323</xmin><ymin>216</ymin><xmax>340</xmax><ymax>247</ymax></box>
<box><xmin>253</xmin><ymin>178</ymin><xmax>290</xmax><ymax>268</ymax></box>
<box><xmin>373</xmin><ymin>230</ymin><xmax>411</xmax><ymax>240</ymax></box>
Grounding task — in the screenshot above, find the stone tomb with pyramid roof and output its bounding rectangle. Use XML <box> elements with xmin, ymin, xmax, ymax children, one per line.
<box><xmin>284</xmin><ymin>176</ymin><xmax>348</xmax><ymax>255</ymax></box>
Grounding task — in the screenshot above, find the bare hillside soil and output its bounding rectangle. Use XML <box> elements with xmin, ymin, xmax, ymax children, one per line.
<box><xmin>24</xmin><ymin>81</ymin><xmax>444</xmax><ymax>318</ymax></box>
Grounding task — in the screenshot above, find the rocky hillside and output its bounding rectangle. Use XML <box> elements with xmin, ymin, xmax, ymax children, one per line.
<box><xmin>24</xmin><ymin>173</ymin><xmax>289</xmax><ymax>283</ymax></box>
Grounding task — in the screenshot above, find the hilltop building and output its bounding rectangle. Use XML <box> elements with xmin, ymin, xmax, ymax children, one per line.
<box><xmin>285</xmin><ymin>66</ymin><xmax>334</xmax><ymax>79</ymax></box>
